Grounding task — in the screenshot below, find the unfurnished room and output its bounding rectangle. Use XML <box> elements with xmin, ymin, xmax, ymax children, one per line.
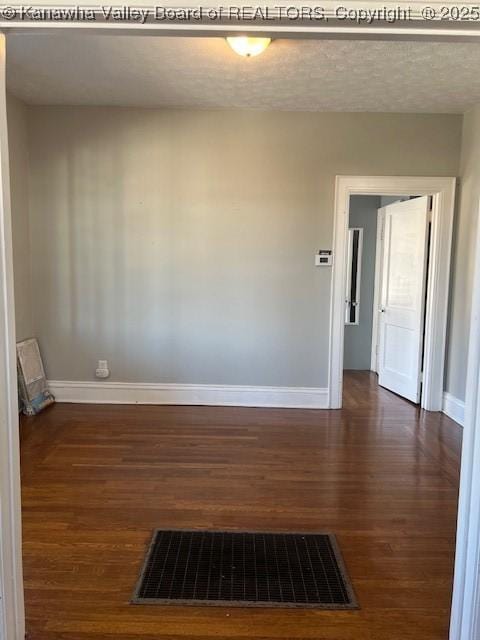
<box><xmin>1</xmin><ymin>10</ymin><xmax>480</xmax><ymax>640</ymax></box>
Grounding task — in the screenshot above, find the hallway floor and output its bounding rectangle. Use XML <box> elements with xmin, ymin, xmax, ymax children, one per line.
<box><xmin>20</xmin><ymin>371</ymin><xmax>462</xmax><ymax>639</ymax></box>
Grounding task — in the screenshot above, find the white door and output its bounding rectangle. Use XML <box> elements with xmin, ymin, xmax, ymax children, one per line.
<box><xmin>378</xmin><ymin>196</ymin><xmax>430</xmax><ymax>403</ymax></box>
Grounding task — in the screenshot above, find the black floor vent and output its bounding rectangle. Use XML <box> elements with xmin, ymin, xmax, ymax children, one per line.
<box><xmin>132</xmin><ymin>529</ymin><xmax>357</xmax><ymax>609</ymax></box>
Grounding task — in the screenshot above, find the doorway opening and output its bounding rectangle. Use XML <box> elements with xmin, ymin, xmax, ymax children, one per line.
<box><xmin>344</xmin><ymin>194</ymin><xmax>430</xmax><ymax>404</ymax></box>
<box><xmin>328</xmin><ymin>176</ymin><xmax>456</xmax><ymax>411</ymax></box>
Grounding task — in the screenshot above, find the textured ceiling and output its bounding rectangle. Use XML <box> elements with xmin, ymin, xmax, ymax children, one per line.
<box><xmin>7</xmin><ymin>34</ymin><xmax>480</xmax><ymax>113</ymax></box>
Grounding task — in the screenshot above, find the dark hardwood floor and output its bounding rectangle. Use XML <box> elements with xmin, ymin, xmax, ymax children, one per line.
<box><xmin>20</xmin><ymin>371</ymin><xmax>462</xmax><ymax>639</ymax></box>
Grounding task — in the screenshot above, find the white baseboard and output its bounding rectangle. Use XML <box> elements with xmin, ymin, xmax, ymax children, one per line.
<box><xmin>47</xmin><ymin>380</ymin><xmax>329</xmax><ymax>409</ymax></box>
<box><xmin>443</xmin><ymin>392</ymin><xmax>465</xmax><ymax>427</ymax></box>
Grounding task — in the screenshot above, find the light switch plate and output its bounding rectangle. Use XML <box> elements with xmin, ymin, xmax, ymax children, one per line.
<box><xmin>315</xmin><ymin>251</ymin><xmax>333</xmax><ymax>266</ymax></box>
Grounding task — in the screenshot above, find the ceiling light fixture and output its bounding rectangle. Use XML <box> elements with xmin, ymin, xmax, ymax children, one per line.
<box><xmin>226</xmin><ymin>37</ymin><xmax>271</xmax><ymax>58</ymax></box>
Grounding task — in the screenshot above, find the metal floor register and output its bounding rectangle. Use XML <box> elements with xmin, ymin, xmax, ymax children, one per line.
<box><xmin>133</xmin><ymin>529</ymin><xmax>357</xmax><ymax>609</ymax></box>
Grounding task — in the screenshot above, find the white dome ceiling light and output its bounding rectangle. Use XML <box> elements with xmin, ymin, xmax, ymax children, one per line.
<box><xmin>226</xmin><ymin>37</ymin><xmax>271</xmax><ymax>58</ymax></box>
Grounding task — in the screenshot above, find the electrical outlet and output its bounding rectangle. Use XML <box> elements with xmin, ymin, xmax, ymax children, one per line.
<box><xmin>95</xmin><ymin>360</ymin><xmax>110</xmax><ymax>379</ymax></box>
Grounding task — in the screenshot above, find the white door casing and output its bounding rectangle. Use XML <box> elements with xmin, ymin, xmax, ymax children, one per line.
<box><xmin>449</xmin><ymin>203</ymin><xmax>480</xmax><ymax>640</ymax></box>
<box><xmin>0</xmin><ymin>5</ymin><xmax>475</xmax><ymax>639</ymax></box>
<box><xmin>329</xmin><ymin>176</ymin><xmax>455</xmax><ymax>412</ymax></box>
<box><xmin>0</xmin><ymin>19</ymin><xmax>471</xmax><ymax>639</ymax></box>
<box><xmin>377</xmin><ymin>196</ymin><xmax>430</xmax><ymax>403</ymax></box>
<box><xmin>0</xmin><ymin>33</ymin><xmax>25</xmax><ymax>640</ymax></box>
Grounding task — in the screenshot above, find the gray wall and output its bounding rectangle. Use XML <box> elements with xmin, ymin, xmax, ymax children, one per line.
<box><xmin>344</xmin><ymin>195</ymin><xmax>380</xmax><ymax>370</ymax></box>
<box><xmin>380</xmin><ymin>196</ymin><xmax>410</xmax><ymax>207</ymax></box>
<box><xmin>445</xmin><ymin>105</ymin><xmax>480</xmax><ymax>401</ymax></box>
<box><xmin>7</xmin><ymin>94</ymin><xmax>33</xmax><ymax>342</ymax></box>
<box><xmin>23</xmin><ymin>107</ymin><xmax>461</xmax><ymax>386</ymax></box>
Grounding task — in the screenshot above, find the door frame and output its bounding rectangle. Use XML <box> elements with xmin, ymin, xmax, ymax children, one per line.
<box><xmin>0</xmin><ymin>24</ymin><xmax>475</xmax><ymax>640</ymax></box>
<box><xmin>0</xmin><ymin>34</ymin><xmax>25</xmax><ymax>640</ymax></box>
<box><xmin>328</xmin><ymin>175</ymin><xmax>456</xmax><ymax>411</ymax></box>
<box><xmin>449</xmin><ymin>201</ymin><xmax>480</xmax><ymax>640</ymax></box>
